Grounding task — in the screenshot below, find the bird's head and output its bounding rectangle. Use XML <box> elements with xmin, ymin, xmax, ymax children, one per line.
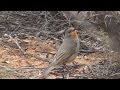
<box><xmin>65</xmin><ymin>27</ymin><xmax>78</xmax><ymax>41</ymax></box>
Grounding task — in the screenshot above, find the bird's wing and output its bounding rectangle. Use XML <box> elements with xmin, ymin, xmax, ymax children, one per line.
<box><xmin>41</xmin><ymin>41</ymin><xmax>77</xmax><ymax>78</ymax></box>
<box><xmin>50</xmin><ymin>46</ymin><xmax>76</xmax><ymax>66</ymax></box>
<box><xmin>41</xmin><ymin>47</ymin><xmax>77</xmax><ymax>79</ymax></box>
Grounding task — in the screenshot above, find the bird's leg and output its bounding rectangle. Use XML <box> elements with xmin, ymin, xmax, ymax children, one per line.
<box><xmin>61</xmin><ymin>64</ymin><xmax>71</xmax><ymax>79</ymax></box>
<box><xmin>61</xmin><ymin>64</ymin><xmax>65</xmax><ymax>79</ymax></box>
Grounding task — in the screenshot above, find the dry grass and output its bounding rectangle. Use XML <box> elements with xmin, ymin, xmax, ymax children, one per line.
<box><xmin>0</xmin><ymin>36</ymin><xmax>119</xmax><ymax>79</ymax></box>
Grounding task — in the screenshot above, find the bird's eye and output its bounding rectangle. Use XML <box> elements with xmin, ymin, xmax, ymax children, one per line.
<box><xmin>68</xmin><ymin>30</ymin><xmax>72</xmax><ymax>33</ymax></box>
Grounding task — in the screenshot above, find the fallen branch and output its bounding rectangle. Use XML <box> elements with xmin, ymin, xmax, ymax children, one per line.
<box><xmin>41</xmin><ymin>51</ymin><xmax>55</xmax><ymax>55</ymax></box>
<box><xmin>108</xmin><ymin>73</ymin><xmax>120</xmax><ymax>79</ymax></box>
<box><xmin>79</xmin><ymin>49</ymin><xmax>100</xmax><ymax>54</ymax></box>
<box><xmin>4</xmin><ymin>34</ymin><xmax>50</xmax><ymax>63</ymax></box>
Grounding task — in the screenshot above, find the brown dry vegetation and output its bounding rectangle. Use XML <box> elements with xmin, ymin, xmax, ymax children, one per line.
<box><xmin>0</xmin><ymin>11</ymin><xmax>120</xmax><ymax>79</ymax></box>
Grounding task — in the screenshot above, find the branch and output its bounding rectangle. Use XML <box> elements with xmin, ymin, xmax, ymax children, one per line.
<box><xmin>4</xmin><ymin>34</ymin><xmax>50</xmax><ymax>63</ymax></box>
<box><xmin>108</xmin><ymin>73</ymin><xmax>120</xmax><ymax>79</ymax></box>
<box><xmin>79</xmin><ymin>49</ymin><xmax>100</xmax><ymax>54</ymax></box>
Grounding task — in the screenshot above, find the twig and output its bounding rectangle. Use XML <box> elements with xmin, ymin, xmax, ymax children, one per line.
<box><xmin>38</xmin><ymin>31</ymin><xmax>62</xmax><ymax>42</ymax></box>
<box><xmin>4</xmin><ymin>34</ymin><xmax>50</xmax><ymax>63</ymax></box>
<box><xmin>0</xmin><ymin>65</ymin><xmax>43</xmax><ymax>70</ymax></box>
<box><xmin>44</xmin><ymin>11</ymin><xmax>48</xmax><ymax>31</ymax></box>
<box><xmin>0</xmin><ymin>64</ymin><xmax>29</xmax><ymax>78</ymax></box>
<box><xmin>48</xmin><ymin>11</ymin><xmax>60</xmax><ymax>21</ymax></box>
<box><xmin>41</xmin><ymin>51</ymin><xmax>55</xmax><ymax>55</ymax></box>
<box><xmin>62</xmin><ymin>11</ymin><xmax>72</xmax><ymax>27</ymax></box>
<box><xmin>79</xmin><ymin>49</ymin><xmax>99</xmax><ymax>54</ymax></box>
<box><xmin>108</xmin><ymin>73</ymin><xmax>120</xmax><ymax>79</ymax></box>
<box><xmin>81</xmin><ymin>13</ymin><xmax>100</xmax><ymax>20</ymax></box>
<box><xmin>104</xmin><ymin>15</ymin><xmax>112</xmax><ymax>28</ymax></box>
<box><xmin>10</xmin><ymin>24</ymin><xmax>21</xmax><ymax>36</ymax></box>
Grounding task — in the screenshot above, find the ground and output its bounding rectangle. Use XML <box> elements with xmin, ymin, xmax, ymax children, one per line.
<box><xmin>0</xmin><ymin>11</ymin><xmax>120</xmax><ymax>79</ymax></box>
<box><xmin>0</xmin><ymin>36</ymin><xmax>119</xmax><ymax>79</ymax></box>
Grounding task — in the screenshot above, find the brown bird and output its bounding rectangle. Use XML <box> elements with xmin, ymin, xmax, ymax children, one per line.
<box><xmin>41</xmin><ymin>27</ymin><xmax>79</xmax><ymax>78</ymax></box>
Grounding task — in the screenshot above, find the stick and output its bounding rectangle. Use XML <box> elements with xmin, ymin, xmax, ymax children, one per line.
<box><xmin>4</xmin><ymin>34</ymin><xmax>50</xmax><ymax>63</ymax></box>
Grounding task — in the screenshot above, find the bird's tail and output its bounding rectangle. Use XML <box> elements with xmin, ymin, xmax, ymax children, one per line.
<box><xmin>40</xmin><ymin>65</ymin><xmax>55</xmax><ymax>79</ymax></box>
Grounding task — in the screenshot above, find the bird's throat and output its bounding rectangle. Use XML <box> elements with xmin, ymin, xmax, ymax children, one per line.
<box><xmin>70</xmin><ymin>30</ymin><xmax>78</xmax><ymax>40</ymax></box>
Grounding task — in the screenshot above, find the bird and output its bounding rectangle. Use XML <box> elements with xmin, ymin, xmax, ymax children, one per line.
<box><xmin>40</xmin><ymin>27</ymin><xmax>79</xmax><ymax>79</ymax></box>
